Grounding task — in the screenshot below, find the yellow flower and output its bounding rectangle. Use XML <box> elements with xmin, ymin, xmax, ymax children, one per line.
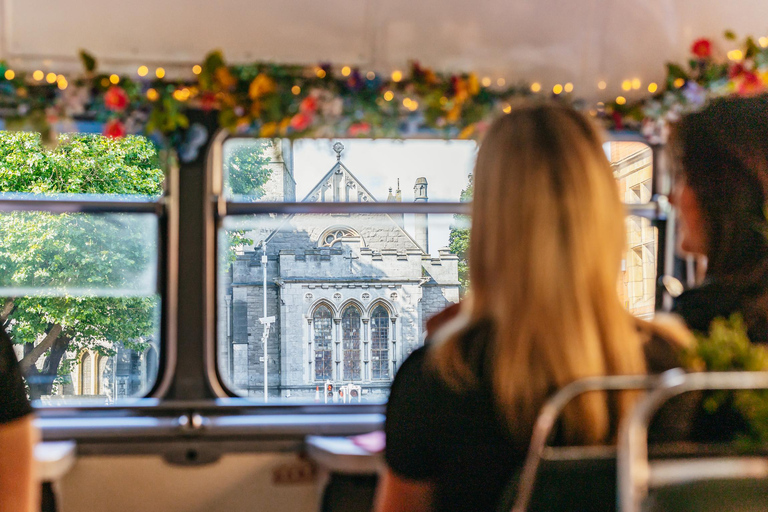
<box><xmin>260</xmin><ymin>122</ymin><xmax>278</xmax><ymax>137</ymax></box>
<box><xmin>279</xmin><ymin>117</ymin><xmax>292</xmax><ymax>135</ymax></box>
<box><xmin>249</xmin><ymin>73</ymin><xmax>277</xmax><ymax>100</ymax></box>
<box><xmin>250</xmin><ymin>101</ymin><xmax>263</xmax><ymax>118</ymax></box>
<box><xmin>760</xmin><ymin>71</ymin><xmax>768</xmax><ymax>86</ymax></box>
<box><xmin>446</xmin><ymin>103</ymin><xmax>462</xmax><ymax>123</ymax></box>
<box><xmin>215</xmin><ymin>67</ymin><xmax>237</xmax><ymax>89</ymax></box>
<box><xmin>468</xmin><ymin>73</ymin><xmax>480</xmax><ymax>96</ymax></box>
<box><xmin>458</xmin><ymin>124</ymin><xmax>476</xmax><ymax>139</ymax></box>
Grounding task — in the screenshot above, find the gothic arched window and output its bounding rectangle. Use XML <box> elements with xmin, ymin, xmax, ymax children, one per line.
<box><xmin>98</xmin><ymin>356</ymin><xmax>108</xmax><ymax>395</ymax></box>
<box><xmin>81</xmin><ymin>353</ymin><xmax>92</xmax><ymax>395</ymax></box>
<box><xmin>313</xmin><ymin>305</ymin><xmax>333</xmax><ymax>381</ymax></box>
<box><xmin>342</xmin><ymin>306</ymin><xmax>361</xmax><ymax>381</ymax></box>
<box><xmin>370</xmin><ymin>306</ymin><xmax>390</xmax><ymax>380</ymax></box>
<box><xmin>319</xmin><ymin>227</ymin><xmax>362</xmax><ymax>248</ymax></box>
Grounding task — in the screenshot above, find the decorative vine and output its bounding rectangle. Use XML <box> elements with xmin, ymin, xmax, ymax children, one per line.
<box><xmin>0</xmin><ymin>31</ymin><xmax>766</xmax><ymax>159</ymax></box>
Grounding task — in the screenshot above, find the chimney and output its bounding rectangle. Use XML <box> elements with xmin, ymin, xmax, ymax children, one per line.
<box><xmin>414</xmin><ymin>177</ymin><xmax>428</xmax><ymax>253</ymax></box>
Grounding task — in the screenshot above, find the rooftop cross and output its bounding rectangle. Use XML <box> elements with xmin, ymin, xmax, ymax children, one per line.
<box><xmin>333</xmin><ymin>141</ymin><xmax>344</xmax><ymax>162</ymax></box>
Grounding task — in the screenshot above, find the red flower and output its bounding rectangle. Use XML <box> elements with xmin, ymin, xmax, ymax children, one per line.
<box><xmin>348</xmin><ymin>122</ymin><xmax>371</xmax><ymax>136</ymax></box>
<box><xmin>198</xmin><ymin>92</ymin><xmax>218</xmax><ymax>111</ymax></box>
<box><xmin>103</xmin><ymin>119</ymin><xmax>126</xmax><ymax>138</ymax></box>
<box><xmin>612</xmin><ymin>111</ymin><xmax>624</xmax><ymax>131</ymax></box>
<box><xmin>300</xmin><ymin>96</ymin><xmax>318</xmax><ymax>113</ymax></box>
<box><xmin>729</xmin><ymin>63</ymin><xmax>746</xmax><ymax>79</ymax></box>
<box><xmin>691</xmin><ymin>38</ymin><xmax>712</xmax><ymax>58</ymax></box>
<box><xmin>738</xmin><ymin>71</ymin><xmax>764</xmax><ymax>96</ymax></box>
<box><xmin>104</xmin><ymin>86</ymin><xmax>129</xmax><ymax>111</ymax></box>
<box><xmin>289</xmin><ymin>112</ymin><xmax>312</xmax><ymax>131</ymax></box>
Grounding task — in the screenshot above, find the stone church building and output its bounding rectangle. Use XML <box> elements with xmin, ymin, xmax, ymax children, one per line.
<box><xmin>220</xmin><ymin>141</ymin><xmax>460</xmax><ymax>400</ymax></box>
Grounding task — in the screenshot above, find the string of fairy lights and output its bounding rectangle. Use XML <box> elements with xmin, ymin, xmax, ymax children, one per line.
<box><xmin>0</xmin><ymin>32</ymin><xmax>766</xmax><ymax>145</ymax></box>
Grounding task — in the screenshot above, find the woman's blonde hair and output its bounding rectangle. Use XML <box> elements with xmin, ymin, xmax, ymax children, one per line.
<box><xmin>430</xmin><ymin>103</ymin><xmax>645</xmax><ymax>446</ymax></box>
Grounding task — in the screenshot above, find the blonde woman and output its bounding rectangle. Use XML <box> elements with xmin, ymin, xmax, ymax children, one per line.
<box><xmin>375</xmin><ymin>103</ymin><xmax>685</xmax><ymax>512</ymax></box>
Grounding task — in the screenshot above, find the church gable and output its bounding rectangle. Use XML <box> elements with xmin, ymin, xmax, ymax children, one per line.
<box><xmin>301</xmin><ymin>161</ymin><xmax>377</xmax><ymax>203</ymax></box>
<box><xmin>263</xmin><ymin>142</ymin><xmax>426</xmax><ymax>256</ymax></box>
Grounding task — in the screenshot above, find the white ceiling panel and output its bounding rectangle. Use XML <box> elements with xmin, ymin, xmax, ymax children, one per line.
<box><xmin>2</xmin><ymin>0</ymin><xmax>767</xmax><ymax>101</ymax></box>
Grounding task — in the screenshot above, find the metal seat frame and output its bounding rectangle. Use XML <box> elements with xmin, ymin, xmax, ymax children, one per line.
<box><xmin>618</xmin><ymin>371</ymin><xmax>768</xmax><ymax>512</ymax></box>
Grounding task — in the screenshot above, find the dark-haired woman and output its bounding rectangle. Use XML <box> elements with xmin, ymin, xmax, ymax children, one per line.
<box><xmin>671</xmin><ymin>94</ymin><xmax>768</xmax><ymax>343</ymax></box>
<box><xmin>670</xmin><ymin>94</ymin><xmax>768</xmax><ymax>442</ymax></box>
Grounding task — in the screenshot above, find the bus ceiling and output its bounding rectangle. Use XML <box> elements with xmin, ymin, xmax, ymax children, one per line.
<box><xmin>1</xmin><ymin>0</ymin><xmax>767</xmax><ymax>102</ymax></box>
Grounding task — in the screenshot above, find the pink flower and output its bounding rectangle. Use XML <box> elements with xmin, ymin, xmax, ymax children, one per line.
<box><xmin>103</xmin><ymin>119</ymin><xmax>126</xmax><ymax>138</ymax></box>
<box><xmin>289</xmin><ymin>112</ymin><xmax>312</xmax><ymax>131</ymax></box>
<box><xmin>348</xmin><ymin>122</ymin><xmax>371</xmax><ymax>136</ymax></box>
<box><xmin>104</xmin><ymin>86</ymin><xmax>129</xmax><ymax>111</ymax></box>
<box><xmin>691</xmin><ymin>38</ymin><xmax>712</xmax><ymax>58</ymax></box>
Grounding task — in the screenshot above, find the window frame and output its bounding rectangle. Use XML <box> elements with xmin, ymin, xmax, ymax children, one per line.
<box><xmin>24</xmin><ymin>127</ymin><xmax>674</xmax><ymax>447</ymax></box>
<box><xmin>0</xmin><ymin>133</ymin><xmax>178</xmax><ymax>407</ymax></box>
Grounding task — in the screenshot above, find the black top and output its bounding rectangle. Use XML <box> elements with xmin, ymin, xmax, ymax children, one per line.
<box><xmin>0</xmin><ymin>326</ymin><xmax>32</xmax><ymax>424</ymax></box>
<box><xmin>673</xmin><ymin>280</ymin><xmax>766</xmax><ymax>441</ymax></box>
<box><xmin>385</xmin><ymin>320</ymin><xmax>527</xmax><ymax>512</ymax></box>
<box><xmin>674</xmin><ymin>279</ymin><xmax>768</xmax><ymax>344</ymax></box>
<box><xmin>385</xmin><ymin>321</ymin><xmax>684</xmax><ymax>511</ymax></box>
<box><xmin>385</xmin><ymin>346</ymin><xmax>524</xmax><ymax>512</ymax></box>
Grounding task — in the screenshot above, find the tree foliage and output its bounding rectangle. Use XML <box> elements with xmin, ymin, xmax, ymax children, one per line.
<box><xmin>448</xmin><ymin>174</ymin><xmax>472</xmax><ymax>294</ymax></box>
<box><xmin>222</xmin><ymin>139</ymin><xmax>274</xmax><ymax>258</ymax></box>
<box><xmin>224</xmin><ymin>138</ymin><xmax>273</xmax><ymax>198</ymax></box>
<box><xmin>0</xmin><ymin>132</ymin><xmax>163</xmax><ymax>399</ymax></box>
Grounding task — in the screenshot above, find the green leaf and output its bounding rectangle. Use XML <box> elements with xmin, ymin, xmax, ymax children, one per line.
<box><xmin>79</xmin><ymin>50</ymin><xmax>97</xmax><ymax>72</ymax></box>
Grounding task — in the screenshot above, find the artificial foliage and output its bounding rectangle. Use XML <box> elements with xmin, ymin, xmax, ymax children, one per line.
<box><xmin>682</xmin><ymin>314</ymin><xmax>768</xmax><ymax>448</ymax></box>
<box><xmin>0</xmin><ymin>132</ymin><xmax>163</xmax><ymax>398</ymax></box>
<box><xmin>0</xmin><ymin>31</ymin><xmax>766</xmax><ymax>159</ymax></box>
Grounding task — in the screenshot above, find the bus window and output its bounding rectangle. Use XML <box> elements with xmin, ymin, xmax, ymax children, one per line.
<box><xmin>0</xmin><ymin>132</ymin><xmax>164</xmax><ymax>405</ymax></box>
<box><xmin>607</xmin><ymin>141</ymin><xmax>658</xmax><ymax>318</ymax></box>
<box><xmin>216</xmin><ymin>137</ymin><xmax>474</xmax><ymax>402</ymax></box>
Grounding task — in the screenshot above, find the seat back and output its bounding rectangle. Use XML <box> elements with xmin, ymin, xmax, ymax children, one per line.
<box><xmin>525</xmin><ymin>447</ymin><xmax>618</xmax><ymax>512</ymax></box>
<box><xmin>498</xmin><ymin>374</ymin><xmax>663</xmax><ymax>512</ymax></box>
<box><xmin>619</xmin><ymin>371</ymin><xmax>768</xmax><ymax>512</ymax></box>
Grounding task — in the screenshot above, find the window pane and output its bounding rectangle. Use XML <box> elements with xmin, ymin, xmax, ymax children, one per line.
<box><xmin>0</xmin><ymin>132</ymin><xmax>164</xmax><ymax>405</ymax></box>
<box><xmin>0</xmin><ymin>132</ymin><xmax>163</xmax><ymax>199</ymax></box>
<box><xmin>0</xmin><ymin>212</ymin><xmax>157</xmax><ymax>296</ymax></box>
<box><xmin>218</xmin><ymin>213</ymin><xmax>467</xmax><ymax>403</ymax></box>
<box><xmin>313</xmin><ymin>305</ymin><xmax>333</xmax><ymax>381</ymax></box>
<box><xmin>223</xmin><ymin>138</ymin><xmax>476</xmax><ymax>203</ymax></box>
<box><xmin>620</xmin><ymin>216</ymin><xmax>658</xmax><ymax>319</ymax></box>
<box><xmin>342</xmin><ymin>306</ymin><xmax>361</xmax><ymax>381</ymax></box>
<box><xmin>606</xmin><ymin>141</ymin><xmax>653</xmax><ymax>204</ymax></box>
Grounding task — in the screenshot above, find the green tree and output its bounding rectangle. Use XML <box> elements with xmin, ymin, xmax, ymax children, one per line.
<box><xmin>448</xmin><ymin>174</ymin><xmax>472</xmax><ymax>295</ymax></box>
<box><xmin>222</xmin><ymin>139</ymin><xmax>275</xmax><ymax>257</ymax></box>
<box><xmin>0</xmin><ymin>132</ymin><xmax>163</xmax><ymax>399</ymax></box>
<box><xmin>224</xmin><ymin>138</ymin><xmax>273</xmax><ymax>198</ymax></box>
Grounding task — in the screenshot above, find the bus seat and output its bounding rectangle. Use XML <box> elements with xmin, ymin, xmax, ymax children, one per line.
<box><xmin>499</xmin><ymin>374</ymin><xmax>664</xmax><ymax>512</ymax></box>
<box><xmin>619</xmin><ymin>371</ymin><xmax>768</xmax><ymax>512</ymax></box>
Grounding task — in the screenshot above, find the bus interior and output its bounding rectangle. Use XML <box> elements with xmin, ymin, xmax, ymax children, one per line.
<box><xmin>2</xmin><ymin>1</ymin><xmax>768</xmax><ymax>511</ymax></box>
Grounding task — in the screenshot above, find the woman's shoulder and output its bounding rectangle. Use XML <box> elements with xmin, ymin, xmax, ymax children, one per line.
<box><xmin>635</xmin><ymin>314</ymin><xmax>694</xmax><ymax>374</ymax></box>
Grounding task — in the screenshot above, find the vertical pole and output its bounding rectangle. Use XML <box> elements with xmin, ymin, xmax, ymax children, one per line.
<box><xmin>263</xmin><ymin>244</ymin><xmax>268</xmax><ymax>403</ymax></box>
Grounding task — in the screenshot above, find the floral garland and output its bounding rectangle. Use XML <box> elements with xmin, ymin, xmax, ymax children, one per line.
<box><xmin>0</xmin><ymin>32</ymin><xmax>766</xmax><ymax>158</ymax></box>
<box><xmin>611</xmin><ymin>32</ymin><xmax>768</xmax><ymax>144</ymax></box>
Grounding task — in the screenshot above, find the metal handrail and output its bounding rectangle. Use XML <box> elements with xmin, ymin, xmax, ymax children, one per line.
<box><xmin>221</xmin><ymin>199</ymin><xmax>666</xmax><ymax>219</ymax></box>
<box><xmin>0</xmin><ymin>196</ymin><xmax>162</xmax><ymax>214</ymax></box>
<box><xmin>509</xmin><ymin>372</ymin><xmax>670</xmax><ymax>512</ymax></box>
<box><xmin>618</xmin><ymin>371</ymin><xmax>768</xmax><ymax>512</ymax></box>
